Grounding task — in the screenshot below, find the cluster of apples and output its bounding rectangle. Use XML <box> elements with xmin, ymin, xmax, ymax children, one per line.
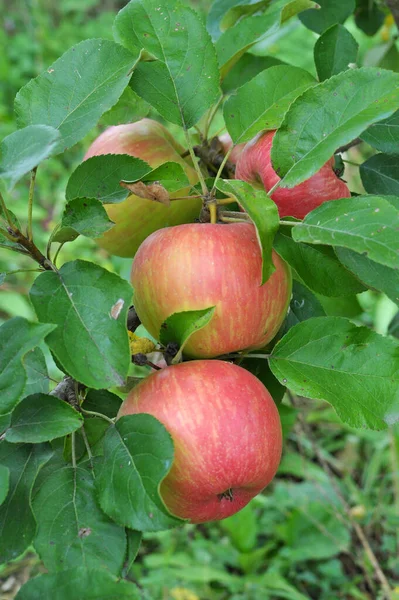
<box><xmin>84</xmin><ymin>119</ymin><xmax>349</xmax><ymax>523</ymax></box>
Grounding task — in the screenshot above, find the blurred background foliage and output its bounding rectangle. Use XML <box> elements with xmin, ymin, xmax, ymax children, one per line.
<box><xmin>1</xmin><ymin>1</ymin><xmax>399</xmax><ymax>599</ymax></box>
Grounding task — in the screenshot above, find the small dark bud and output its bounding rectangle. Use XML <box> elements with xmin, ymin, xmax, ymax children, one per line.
<box><xmin>132</xmin><ymin>353</ymin><xmax>148</xmax><ymax>366</ymax></box>
<box><xmin>166</xmin><ymin>342</ymin><xmax>179</xmax><ymax>357</ymax></box>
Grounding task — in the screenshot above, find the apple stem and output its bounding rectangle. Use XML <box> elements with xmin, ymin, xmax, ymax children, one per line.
<box><xmin>209</xmin><ymin>203</ymin><xmax>218</xmax><ymax>224</ymax></box>
<box><xmin>184</xmin><ymin>129</ymin><xmax>208</xmax><ymax>197</ymax></box>
<box><xmin>216</xmin><ymin>198</ymin><xmax>236</xmax><ymax>206</ymax></box>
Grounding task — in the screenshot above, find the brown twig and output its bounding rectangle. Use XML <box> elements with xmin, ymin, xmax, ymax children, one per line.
<box><xmin>336</xmin><ymin>138</ymin><xmax>362</xmax><ymax>154</ymax></box>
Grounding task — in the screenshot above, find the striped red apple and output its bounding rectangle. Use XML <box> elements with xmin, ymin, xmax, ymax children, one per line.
<box><xmin>131</xmin><ymin>222</ymin><xmax>292</xmax><ymax>358</ymax></box>
<box><xmin>236</xmin><ymin>129</ymin><xmax>350</xmax><ymax>219</ymax></box>
<box><xmin>118</xmin><ymin>360</ymin><xmax>282</xmax><ymax>523</ymax></box>
<box><xmin>84</xmin><ymin>119</ymin><xmax>201</xmax><ymax>257</ymax></box>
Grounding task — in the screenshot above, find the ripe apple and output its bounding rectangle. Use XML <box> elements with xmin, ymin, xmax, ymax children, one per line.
<box><xmin>84</xmin><ymin>119</ymin><xmax>201</xmax><ymax>257</ymax></box>
<box><xmin>235</xmin><ymin>130</ymin><xmax>350</xmax><ymax>219</ymax></box>
<box><xmin>131</xmin><ymin>222</ymin><xmax>292</xmax><ymax>358</ymax></box>
<box><xmin>118</xmin><ymin>360</ymin><xmax>282</xmax><ymax>523</ymax></box>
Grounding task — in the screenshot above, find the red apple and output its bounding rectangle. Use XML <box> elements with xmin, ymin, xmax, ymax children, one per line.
<box><xmin>219</xmin><ymin>133</ymin><xmax>246</xmax><ymax>165</ymax></box>
<box><xmin>131</xmin><ymin>222</ymin><xmax>292</xmax><ymax>358</ymax></box>
<box><xmin>235</xmin><ymin>130</ymin><xmax>350</xmax><ymax>219</ymax></box>
<box><xmin>118</xmin><ymin>360</ymin><xmax>282</xmax><ymax>523</ymax></box>
<box><xmin>84</xmin><ymin>119</ymin><xmax>201</xmax><ymax>257</ymax></box>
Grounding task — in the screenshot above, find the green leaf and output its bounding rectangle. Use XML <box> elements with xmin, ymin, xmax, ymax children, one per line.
<box><xmin>96</xmin><ymin>414</ymin><xmax>183</xmax><ymax>532</ymax></box>
<box><xmin>299</xmin><ymin>0</ymin><xmax>355</xmax><ymax>34</ymax></box>
<box><xmin>221</xmin><ymin>502</ymin><xmax>258</xmax><ymax>553</ymax></box>
<box><xmin>335</xmin><ymin>247</ymin><xmax>399</xmax><ymax>305</ymax></box>
<box><xmin>160</xmin><ymin>307</ymin><xmax>216</xmax><ymax>362</ymax></box>
<box><xmin>83</xmin><ymin>389</ymin><xmax>122</xmax><ymax>419</ymax></box>
<box><xmin>274</xmin><ymin>233</ymin><xmax>366</xmax><ymax>297</ymax></box>
<box><xmin>101</xmin><ymin>86</ymin><xmax>150</xmax><ymax>127</ymax></box>
<box><xmin>15</xmin><ymin>567</ymin><xmax>141</xmax><ymax>599</ymax></box>
<box><xmin>33</xmin><ymin>463</ymin><xmax>126</xmax><ymax>574</ymax></box>
<box><xmin>361</xmin><ymin>109</ymin><xmax>399</xmax><ymax>155</ymax></box>
<box><xmin>360</xmin><ymin>154</ymin><xmax>399</xmax><ymax>196</ymax></box>
<box><xmin>0</xmin><ymin>442</ymin><xmax>52</xmax><ymax>563</ymax></box>
<box><xmin>207</xmin><ymin>0</ymin><xmax>268</xmax><ymax>41</ymax></box>
<box><xmin>66</xmin><ymin>155</ymin><xmax>151</xmax><ymax>204</ymax></box>
<box><xmin>15</xmin><ymin>39</ymin><xmax>137</xmax><ymax>152</ymax></box>
<box><xmin>355</xmin><ymin>0</ymin><xmax>385</xmax><ymax>36</ymax></box>
<box><xmin>140</xmin><ymin>162</ymin><xmax>190</xmax><ymax>194</ymax></box>
<box><xmin>291</xmin><ymin>196</ymin><xmax>399</xmax><ymax>270</ymax></box>
<box><xmin>23</xmin><ymin>347</ymin><xmax>49</xmax><ymax>396</ymax></box>
<box><xmin>221</xmin><ymin>53</ymin><xmax>285</xmax><ymax>93</ymax></box>
<box><xmin>62</xmin><ymin>198</ymin><xmax>115</xmax><ymax>239</ymax></box>
<box><xmin>0</xmin><ymin>464</ymin><xmax>9</xmax><ymax>506</ymax></box>
<box><xmin>216</xmin><ymin>0</ymin><xmax>316</xmax><ymax>77</ymax></box>
<box><xmin>314</xmin><ymin>24</ymin><xmax>359</xmax><ymax>81</ymax></box>
<box><xmin>51</xmin><ymin>227</ymin><xmax>80</xmax><ymax>244</ymax></box>
<box><xmin>0</xmin><ymin>318</ymin><xmax>56</xmax><ymax>416</ymax></box>
<box><xmin>115</xmin><ymin>0</ymin><xmax>220</xmax><ymax>129</ymax></box>
<box><xmin>29</xmin><ymin>260</ymin><xmax>131</xmax><ymax>389</ymax></box>
<box><xmin>215</xmin><ymin>179</ymin><xmax>279</xmax><ymax>284</ymax></box>
<box><xmin>270</xmin><ymin>317</ymin><xmax>399</xmax><ymax>429</ymax></box>
<box><xmin>0</xmin><ymin>125</ymin><xmax>60</xmax><ymax>190</ymax></box>
<box><xmin>271</xmin><ymin>67</ymin><xmax>399</xmax><ymax>188</ymax></box>
<box><xmin>5</xmin><ymin>393</ymin><xmax>83</xmax><ymax>444</ymax></box>
<box><xmin>123</xmin><ymin>529</ymin><xmax>143</xmax><ymax>576</ymax></box>
<box><xmin>224</xmin><ymin>65</ymin><xmax>316</xmax><ymax>144</ymax></box>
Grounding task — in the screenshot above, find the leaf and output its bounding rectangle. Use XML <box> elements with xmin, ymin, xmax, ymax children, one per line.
<box><xmin>0</xmin><ymin>442</ymin><xmax>52</xmax><ymax>563</ymax></box>
<box><xmin>361</xmin><ymin>109</ymin><xmax>399</xmax><ymax>155</ymax></box>
<box><xmin>0</xmin><ymin>318</ymin><xmax>56</xmax><ymax>416</ymax></box>
<box><xmin>291</xmin><ymin>196</ymin><xmax>399</xmax><ymax>270</ymax></box>
<box><xmin>123</xmin><ymin>529</ymin><xmax>142</xmax><ymax>576</ymax></box>
<box><xmin>0</xmin><ymin>464</ymin><xmax>9</xmax><ymax>506</ymax></box>
<box><xmin>15</xmin><ymin>567</ymin><xmax>141</xmax><ymax>599</ymax></box>
<box><xmin>15</xmin><ymin>39</ymin><xmax>138</xmax><ymax>152</ymax></box>
<box><xmin>314</xmin><ymin>25</ymin><xmax>359</xmax><ymax>82</ymax></box>
<box><xmin>224</xmin><ymin>65</ymin><xmax>316</xmax><ymax>144</ymax></box>
<box><xmin>335</xmin><ymin>247</ymin><xmax>399</xmax><ymax>305</ymax></box>
<box><xmin>96</xmin><ymin>414</ymin><xmax>182</xmax><ymax>532</ymax></box>
<box><xmin>0</xmin><ymin>125</ymin><xmax>61</xmax><ymax>190</ymax></box>
<box><xmin>360</xmin><ymin>154</ymin><xmax>399</xmax><ymax>196</ymax></box>
<box><xmin>29</xmin><ymin>260</ymin><xmax>132</xmax><ymax>389</ymax></box>
<box><xmin>83</xmin><ymin>389</ymin><xmax>122</xmax><ymax>419</ymax></box>
<box><xmin>216</xmin><ymin>0</ymin><xmax>316</xmax><ymax>77</ymax></box>
<box><xmin>62</xmin><ymin>198</ymin><xmax>115</xmax><ymax>239</ymax></box>
<box><xmin>115</xmin><ymin>0</ymin><xmax>220</xmax><ymax>129</ymax></box>
<box><xmin>66</xmin><ymin>155</ymin><xmax>151</xmax><ymax>204</ymax></box>
<box><xmin>215</xmin><ymin>179</ymin><xmax>280</xmax><ymax>284</ymax></box>
<box><xmin>140</xmin><ymin>162</ymin><xmax>190</xmax><ymax>194</ymax></box>
<box><xmin>271</xmin><ymin>67</ymin><xmax>399</xmax><ymax>188</ymax></box>
<box><xmin>274</xmin><ymin>232</ymin><xmax>366</xmax><ymax>297</ymax></box>
<box><xmin>221</xmin><ymin>53</ymin><xmax>285</xmax><ymax>93</ymax></box>
<box><xmin>101</xmin><ymin>86</ymin><xmax>150</xmax><ymax>127</ymax></box>
<box><xmin>355</xmin><ymin>0</ymin><xmax>385</xmax><ymax>37</ymax></box>
<box><xmin>299</xmin><ymin>0</ymin><xmax>355</xmax><ymax>34</ymax></box>
<box><xmin>270</xmin><ymin>317</ymin><xmax>399</xmax><ymax>429</ymax></box>
<box><xmin>159</xmin><ymin>307</ymin><xmax>216</xmax><ymax>362</ymax></box>
<box><xmin>5</xmin><ymin>393</ymin><xmax>83</xmax><ymax>443</ymax></box>
<box><xmin>207</xmin><ymin>0</ymin><xmax>269</xmax><ymax>41</ymax></box>
<box><xmin>23</xmin><ymin>347</ymin><xmax>49</xmax><ymax>396</ymax></box>
<box><xmin>32</xmin><ymin>463</ymin><xmax>126</xmax><ymax>573</ymax></box>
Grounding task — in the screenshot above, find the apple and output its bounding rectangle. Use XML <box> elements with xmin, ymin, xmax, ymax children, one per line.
<box><xmin>235</xmin><ymin>130</ymin><xmax>350</xmax><ymax>219</ymax></box>
<box><xmin>84</xmin><ymin>119</ymin><xmax>201</xmax><ymax>257</ymax></box>
<box><xmin>118</xmin><ymin>359</ymin><xmax>282</xmax><ymax>523</ymax></box>
<box><xmin>131</xmin><ymin>222</ymin><xmax>292</xmax><ymax>358</ymax></box>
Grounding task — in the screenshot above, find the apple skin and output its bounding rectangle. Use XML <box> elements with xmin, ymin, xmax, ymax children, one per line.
<box><xmin>131</xmin><ymin>222</ymin><xmax>292</xmax><ymax>358</ymax></box>
<box><xmin>118</xmin><ymin>360</ymin><xmax>282</xmax><ymax>523</ymax></box>
<box><xmin>235</xmin><ymin>130</ymin><xmax>350</xmax><ymax>219</ymax></box>
<box><xmin>219</xmin><ymin>133</ymin><xmax>246</xmax><ymax>165</ymax></box>
<box><xmin>84</xmin><ymin>119</ymin><xmax>201</xmax><ymax>258</ymax></box>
